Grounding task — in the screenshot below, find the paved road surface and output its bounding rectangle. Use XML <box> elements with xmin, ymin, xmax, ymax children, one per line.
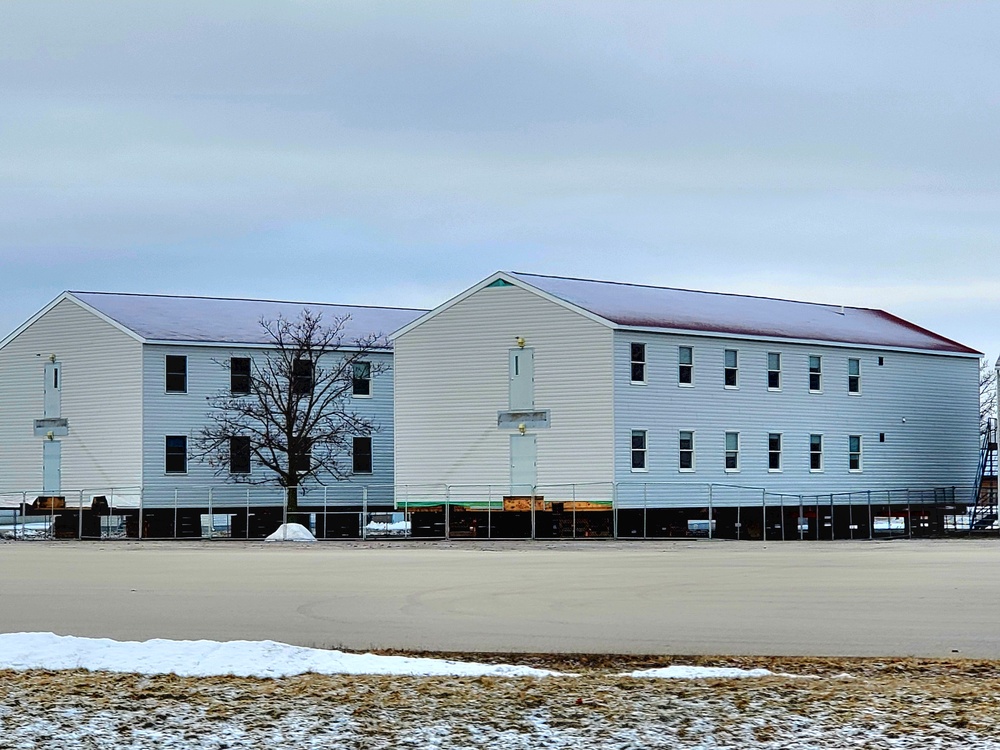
<box><xmin>1</xmin><ymin>539</ymin><xmax>997</xmax><ymax>657</ymax></box>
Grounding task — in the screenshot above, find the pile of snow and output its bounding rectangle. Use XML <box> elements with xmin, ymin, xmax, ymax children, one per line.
<box><xmin>0</xmin><ymin>633</ymin><xmax>561</xmax><ymax>678</ymax></box>
<box><xmin>265</xmin><ymin>523</ymin><xmax>316</xmax><ymax>542</ymax></box>
<box><xmin>626</xmin><ymin>665</ymin><xmax>780</xmax><ymax>679</ymax></box>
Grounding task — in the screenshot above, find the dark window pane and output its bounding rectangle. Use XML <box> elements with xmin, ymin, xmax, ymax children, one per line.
<box><xmin>352</xmin><ymin>361</ymin><xmax>372</xmax><ymax>396</ymax></box>
<box><xmin>230</xmin><ymin>436</ymin><xmax>251</xmax><ymax>474</ymax></box>
<box><xmin>810</xmin><ymin>373</ymin><xmax>821</xmax><ymax>391</ymax></box>
<box><xmin>292</xmin><ymin>358</ymin><xmax>313</xmax><ymax>395</ymax></box>
<box><xmin>165</xmin><ymin>436</ymin><xmax>187</xmax><ymax>473</ymax></box>
<box><xmin>231</xmin><ymin>358</ymin><xmax>251</xmax><ymax>394</ymax></box>
<box><xmin>353</xmin><ymin>436</ymin><xmax>373</xmax><ymax>474</ymax></box>
<box><xmin>768</xmin><ymin>371</ymin><xmax>780</xmax><ymax>389</ymax></box>
<box><xmin>631</xmin><ymin>362</ymin><xmax>645</xmax><ymax>382</ymax></box>
<box><xmin>724</xmin><ymin>369</ymin><xmax>737</xmax><ymax>387</ymax></box>
<box><xmin>725</xmin><ymin>453</ymin><xmax>738</xmax><ymax>470</ymax></box>
<box><xmin>679</xmin><ymin>365</ymin><xmax>692</xmax><ymax>384</ymax></box>
<box><xmin>165</xmin><ymin>356</ymin><xmax>187</xmax><ymax>393</ymax></box>
<box><xmin>631</xmin><ymin>343</ymin><xmax>645</xmax><ymax>362</ymax></box>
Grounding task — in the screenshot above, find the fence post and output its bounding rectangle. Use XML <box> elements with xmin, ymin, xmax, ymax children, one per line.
<box><xmin>642</xmin><ymin>483</ymin><xmax>647</xmax><ymax>539</ymax></box>
<box><xmin>488</xmin><ymin>485</ymin><xmax>492</xmax><ymax>540</ymax></box>
<box><xmin>708</xmin><ymin>484</ymin><xmax>713</xmax><ymax>540</ymax></box>
<box><xmin>613</xmin><ymin>482</ymin><xmax>619</xmax><ymax>539</ymax></box>
<box><xmin>138</xmin><ymin>487</ymin><xmax>144</xmax><ymax>540</ymax></box>
<box><xmin>867</xmin><ymin>490</ymin><xmax>872</xmax><ymax>539</ymax></box>
<box><xmin>78</xmin><ymin>490</ymin><xmax>85</xmax><ymax>540</ymax></box>
<box><xmin>362</xmin><ymin>486</ymin><xmax>368</xmax><ymax>540</ymax></box>
<box><xmin>761</xmin><ymin>489</ymin><xmax>766</xmax><ymax>542</ymax></box>
<box><xmin>207</xmin><ymin>486</ymin><xmax>214</xmax><ymax>540</ymax></box>
<box><xmin>907</xmin><ymin>490</ymin><xmax>912</xmax><ymax>539</ymax></box>
<box><xmin>324</xmin><ymin>485</ymin><xmax>329</xmax><ymax>541</ymax></box>
<box><xmin>282</xmin><ymin>487</ymin><xmax>289</xmax><ymax>539</ymax></box>
<box><xmin>173</xmin><ymin>488</ymin><xmax>179</xmax><ymax>540</ymax></box>
<box><xmin>445</xmin><ymin>485</ymin><xmax>451</xmax><ymax>540</ymax></box>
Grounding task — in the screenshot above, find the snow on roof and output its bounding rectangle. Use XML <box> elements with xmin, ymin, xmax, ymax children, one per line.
<box><xmin>69</xmin><ymin>292</ymin><xmax>427</xmax><ymax>347</ymax></box>
<box><xmin>511</xmin><ymin>272</ymin><xmax>979</xmax><ymax>354</ymax></box>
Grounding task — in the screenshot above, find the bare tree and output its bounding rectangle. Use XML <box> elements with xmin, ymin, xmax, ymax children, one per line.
<box><xmin>982</xmin><ymin>356</ymin><xmax>998</xmax><ymax>433</ymax></box>
<box><xmin>196</xmin><ymin>310</ymin><xmax>385</xmax><ymax>513</ymax></box>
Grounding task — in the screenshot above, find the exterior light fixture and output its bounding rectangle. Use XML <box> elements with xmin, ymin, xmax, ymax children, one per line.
<box><xmin>518</xmin><ymin>423</ymin><xmax>526</xmax><ymax>435</ymax></box>
<box><xmin>515</xmin><ymin>336</ymin><xmax>525</xmax><ymax>348</ymax></box>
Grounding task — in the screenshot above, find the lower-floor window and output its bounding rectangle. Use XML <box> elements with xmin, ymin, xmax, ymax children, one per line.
<box><xmin>768</xmin><ymin>433</ymin><xmax>781</xmax><ymax>471</ymax></box>
<box><xmin>631</xmin><ymin>430</ymin><xmax>647</xmax><ymax>471</ymax></box>
<box><xmin>724</xmin><ymin>431</ymin><xmax>739</xmax><ymax>471</ymax></box>
<box><xmin>849</xmin><ymin>435</ymin><xmax>863</xmax><ymax>471</ymax></box>
<box><xmin>353</xmin><ymin>436</ymin><xmax>373</xmax><ymax>474</ymax></box>
<box><xmin>810</xmin><ymin>434</ymin><xmax>823</xmax><ymax>471</ymax></box>
<box><xmin>229</xmin><ymin>436</ymin><xmax>251</xmax><ymax>474</ymax></box>
<box><xmin>678</xmin><ymin>431</ymin><xmax>694</xmax><ymax>471</ymax></box>
<box><xmin>165</xmin><ymin>436</ymin><xmax>187</xmax><ymax>474</ymax></box>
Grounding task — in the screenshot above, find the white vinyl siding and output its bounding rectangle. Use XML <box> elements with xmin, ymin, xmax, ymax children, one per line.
<box><xmin>0</xmin><ymin>298</ymin><xmax>144</xmax><ymax>492</ymax></box>
<box><xmin>394</xmin><ymin>283</ymin><xmax>615</xmax><ymax>502</ymax></box>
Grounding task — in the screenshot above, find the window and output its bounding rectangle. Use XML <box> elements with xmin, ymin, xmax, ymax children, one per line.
<box><xmin>630</xmin><ymin>343</ymin><xmax>646</xmax><ymax>384</ymax></box>
<box><xmin>878</xmin><ymin>356</ymin><xmax>884</xmax><ymax>366</ymax></box>
<box><xmin>353</xmin><ymin>436</ymin><xmax>373</xmax><ymax>474</ymax></box>
<box><xmin>849</xmin><ymin>435</ymin><xmax>862</xmax><ymax>471</ymax></box>
<box><xmin>768</xmin><ymin>433</ymin><xmax>782</xmax><ymax>471</ymax></box>
<box><xmin>229</xmin><ymin>436</ymin><xmax>251</xmax><ymax>474</ymax></box>
<box><xmin>724</xmin><ymin>431</ymin><xmax>739</xmax><ymax>471</ymax></box>
<box><xmin>809</xmin><ymin>355</ymin><xmax>822</xmax><ymax>392</ymax></box>
<box><xmin>848</xmin><ymin>358</ymin><xmax>861</xmax><ymax>394</ymax></box>
<box><xmin>352</xmin><ymin>361</ymin><xmax>372</xmax><ymax>397</ymax></box>
<box><xmin>631</xmin><ymin>430</ymin><xmax>647</xmax><ymax>471</ymax></box>
<box><xmin>292</xmin><ymin>358</ymin><xmax>313</xmax><ymax>395</ymax></box>
<box><xmin>165</xmin><ymin>356</ymin><xmax>187</xmax><ymax>393</ymax></box>
<box><xmin>165</xmin><ymin>436</ymin><xmax>187</xmax><ymax>474</ymax></box>
<box><xmin>679</xmin><ymin>431</ymin><xmax>695</xmax><ymax>471</ymax></box>
<box><xmin>678</xmin><ymin>346</ymin><xmax>693</xmax><ymax>385</ymax></box>
<box><xmin>724</xmin><ymin>349</ymin><xmax>738</xmax><ymax>388</ymax></box>
<box><xmin>291</xmin><ymin>443</ymin><xmax>312</xmax><ymax>473</ymax></box>
<box><xmin>230</xmin><ymin>357</ymin><xmax>251</xmax><ymax>395</ymax></box>
<box><xmin>809</xmin><ymin>434</ymin><xmax>823</xmax><ymax>471</ymax></box>
<box><xmin>767</xmin><ymin>353</ymin><xmax>781</xmax><ymax>390</ymax></box>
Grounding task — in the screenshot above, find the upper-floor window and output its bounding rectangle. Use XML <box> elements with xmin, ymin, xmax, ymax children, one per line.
<box><xmin>678</xmin><ymin>346</ymin><xmax>693</xmax><ymax>385</ymax></box>
<box><xmin>768</xmin><ymin>433</ymin><xmax>782</xmax><ymax>471</ymax></box>
<box><xmin>630</xmin><ymin>343</ymin><xmax>646</xmax><ymax>384</ymax></box>
<box><xmin>724</xmin><ymin>431</ymin><xmax>739</xmax><ymax>471</ymax></box>
<box><xmin>809</xmin><ymin>434</ymin><xmax>823</xmax><ymax>471</ymax></box>
<box><xmin>165</xmin><ymin>355</ymin><xmax>187</xmax><ymax>393</ymax></box>
<box><xmin>679</xmin><ymin>430</ymin><xmax>695</xmax><ymax>471</ymax></box>
<box><xmin>352</xmin><ymin>361</ymin><xmax>372</xmax><ymax>397</ymax></box>
<box><xmin>292</xmin><ymin>358</ymin><xmax>314</xmax><ymax>395</ymax></box>
<box><xmin>165</xmin><ymin>435</ymin><xmax>187</xmax><ymax>474</ymax></box>
<box><xmin>353</xmin><ymin>436</ymin><xmax>373</xmax><ymax>474</ymax></box>
<box><xmin>724</xmin><ymin>349</ymin><xmax>738</xmax><ymax>388</ymax></box>
<box><xmin>230</xmin><ymin>357</ymin><xmax>251</xmax><ymax>395</ymax></box>
<box><xmin>631</xmin><ymin>430</ymin><xmax>647</xmax><ymax>471</ymax></box>
<box><xmin>848</xmin><ymin>358</ymin><xmax>861</xmax><ymax>394</ymax></box>
<box><xmin>849</xmin><ymin>435</ymin><xmax>863</xmax><ymax>471</ymax></box>
<box><xmin>229</xmin><ymin>436</ymin><xmax>251</xmax><ymax>474</ymax></box>
<box><xmin>767</xmin><ymin>353</ymin><xmax>781</xmax><ymax>390</ymax></box>
<box><xmin>808</xmin><ymin>356</ymin><xmax>822</xmax><ymax>392</ymax></box>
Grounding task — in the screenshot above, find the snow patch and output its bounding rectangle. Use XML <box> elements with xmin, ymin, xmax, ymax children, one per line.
<box><xmin>265</xmin><ymin>523</ymin><xmax>316</xmax><ymax>542</ymax></box>
<box><xmin>626</xmin><ymin>666</ymin><xmax>779</xmax><ymax>679</ymax></box>
<box><xmin>0</xmin><ymin>633</ymin><xmax>561</xmax><ymax>678</ymax></box>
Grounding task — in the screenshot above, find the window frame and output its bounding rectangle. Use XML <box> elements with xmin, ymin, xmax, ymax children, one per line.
<box><xmin>292</xmin><ymin>358</ymin><xmax>314</xmax><ymax>395</ymax></box>
<box><xmin>630</xmin><ymin>343</ymin><xmax>647</xmax><ymax>385</ymax></box>
<box><xmin>848</xmin><ymin>358</ymin><xmax>861</xmax><ymax>395</ymax></box>
<box><xmin>352</xmin><ymin>361</ymin><xmax>372</xmax><ymax>397</ymax></box>
<box><xmin>724</xmin><ymin>431</ymin><xmax>740</xmax><ymax>472</ymax></box>
<box><xmin>723</xmin><ymin>349</ymin><xmax>739</xmax><ymax>389</ymax></box>
<box><xmin>353</xmin><ymin>435</ymin><xmax>373</xmax><ymax>474</ymax></box>
<box><xmin>165</xmin><ymin>355</ymin><xmax>187</xmax><ymax>394</ymax></box>
<box><xmin>229</xmin><ymin>435</ymin><xmax>252</xmax><ymax>475</ymax></box>
<box><xmin>678</xmin><ymin>430</ymin><xmax>695</xmax><ymax>472</ymax></box>
<box><xmin>849</xmin><ymin>435</ymin><xmax>863</xmax><ymax>472</ymax></box>
<box><xmin>630</xmin><ymin>429</ymin><xmax>648</xmax><ymax>472</ymax></box>
<box><xmin>768</xmin><ymin>432</ymin><xmax>782</xmax><ymax>472</ymax></box>
<box><xmin>767</xmin><ymin>352</ymin><xmax>781</xmax><ymax>391</ymax></box>
<box><xmin>678</xmin><ymin>346</ymin><xmax>694</xmax><ymax>386</ymax></box>
<box><xmin>164</xmin><ymin>435</ymin><xmax>187</xmax><ymax>474</ymax></box>
<box><xmin>809</xmin><ymin>433</ymin><xmax>824</xmax><ymax>472</ymax></box>
<box><xmin>230</xmin><ymin>357</ymin><xmax>251</xmax><ymax>395</ymax></box>
<box><xmin>808</xmin><ymin>355</ymin><xmax>823</xmax><ymax>393</ymax></box>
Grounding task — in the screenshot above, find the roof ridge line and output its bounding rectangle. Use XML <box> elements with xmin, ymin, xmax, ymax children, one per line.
<box><xmin>68</xmin><ymin>291</ymin><xmax>428</xmax><ymax>313</ymax></box>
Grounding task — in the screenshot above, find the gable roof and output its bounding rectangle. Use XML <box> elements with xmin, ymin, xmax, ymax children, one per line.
<box><xmin>392</xmin><ymin>271</ymin><xmax>978</xmax><ymax>355</ymax></box>
<box><xmin>63</xmin><ymin>292</ymin><xmax>427</xmax><ymax>347</ymax></box>
<box><xmin>509</xmin><ymin>273</ymin><xmax>979</xmax><ymax>355</ymax></box>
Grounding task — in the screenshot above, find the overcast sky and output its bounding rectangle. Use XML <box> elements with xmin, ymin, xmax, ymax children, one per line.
<box><xmin>1</xmin><ymin>1</ymin><xmax>998</xmax><ymax>361</ymax></box>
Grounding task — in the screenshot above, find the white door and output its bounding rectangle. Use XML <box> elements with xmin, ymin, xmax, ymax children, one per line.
<box><xmin>510</xmin><ymin>434</ymin><xmax>537</xmax><ymax>496</ymax></box>
<box><xmin>44</xmin><ymin>362</ymin><xmax>61</xmax><ymax>418</ymax></box>
<box><xmin>509</xmin><ymin>348</ymin><xmax>534</xmax><ymax>410</ymax></box>
<box><xmin>42</xmin><ymin>440</ymin><xmax>61</xmax><ymax>494</ymax></box>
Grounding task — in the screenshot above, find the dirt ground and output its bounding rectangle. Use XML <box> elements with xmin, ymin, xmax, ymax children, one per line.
<box><xmin>3</xmin><ymin>657</ymin><xmax>999</xmax><ymax>748</ymax></box>
<box><xmin>3</xmin><ymin>537</ymin><xmax>1000</xmax><ymax>658</ymax></box>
